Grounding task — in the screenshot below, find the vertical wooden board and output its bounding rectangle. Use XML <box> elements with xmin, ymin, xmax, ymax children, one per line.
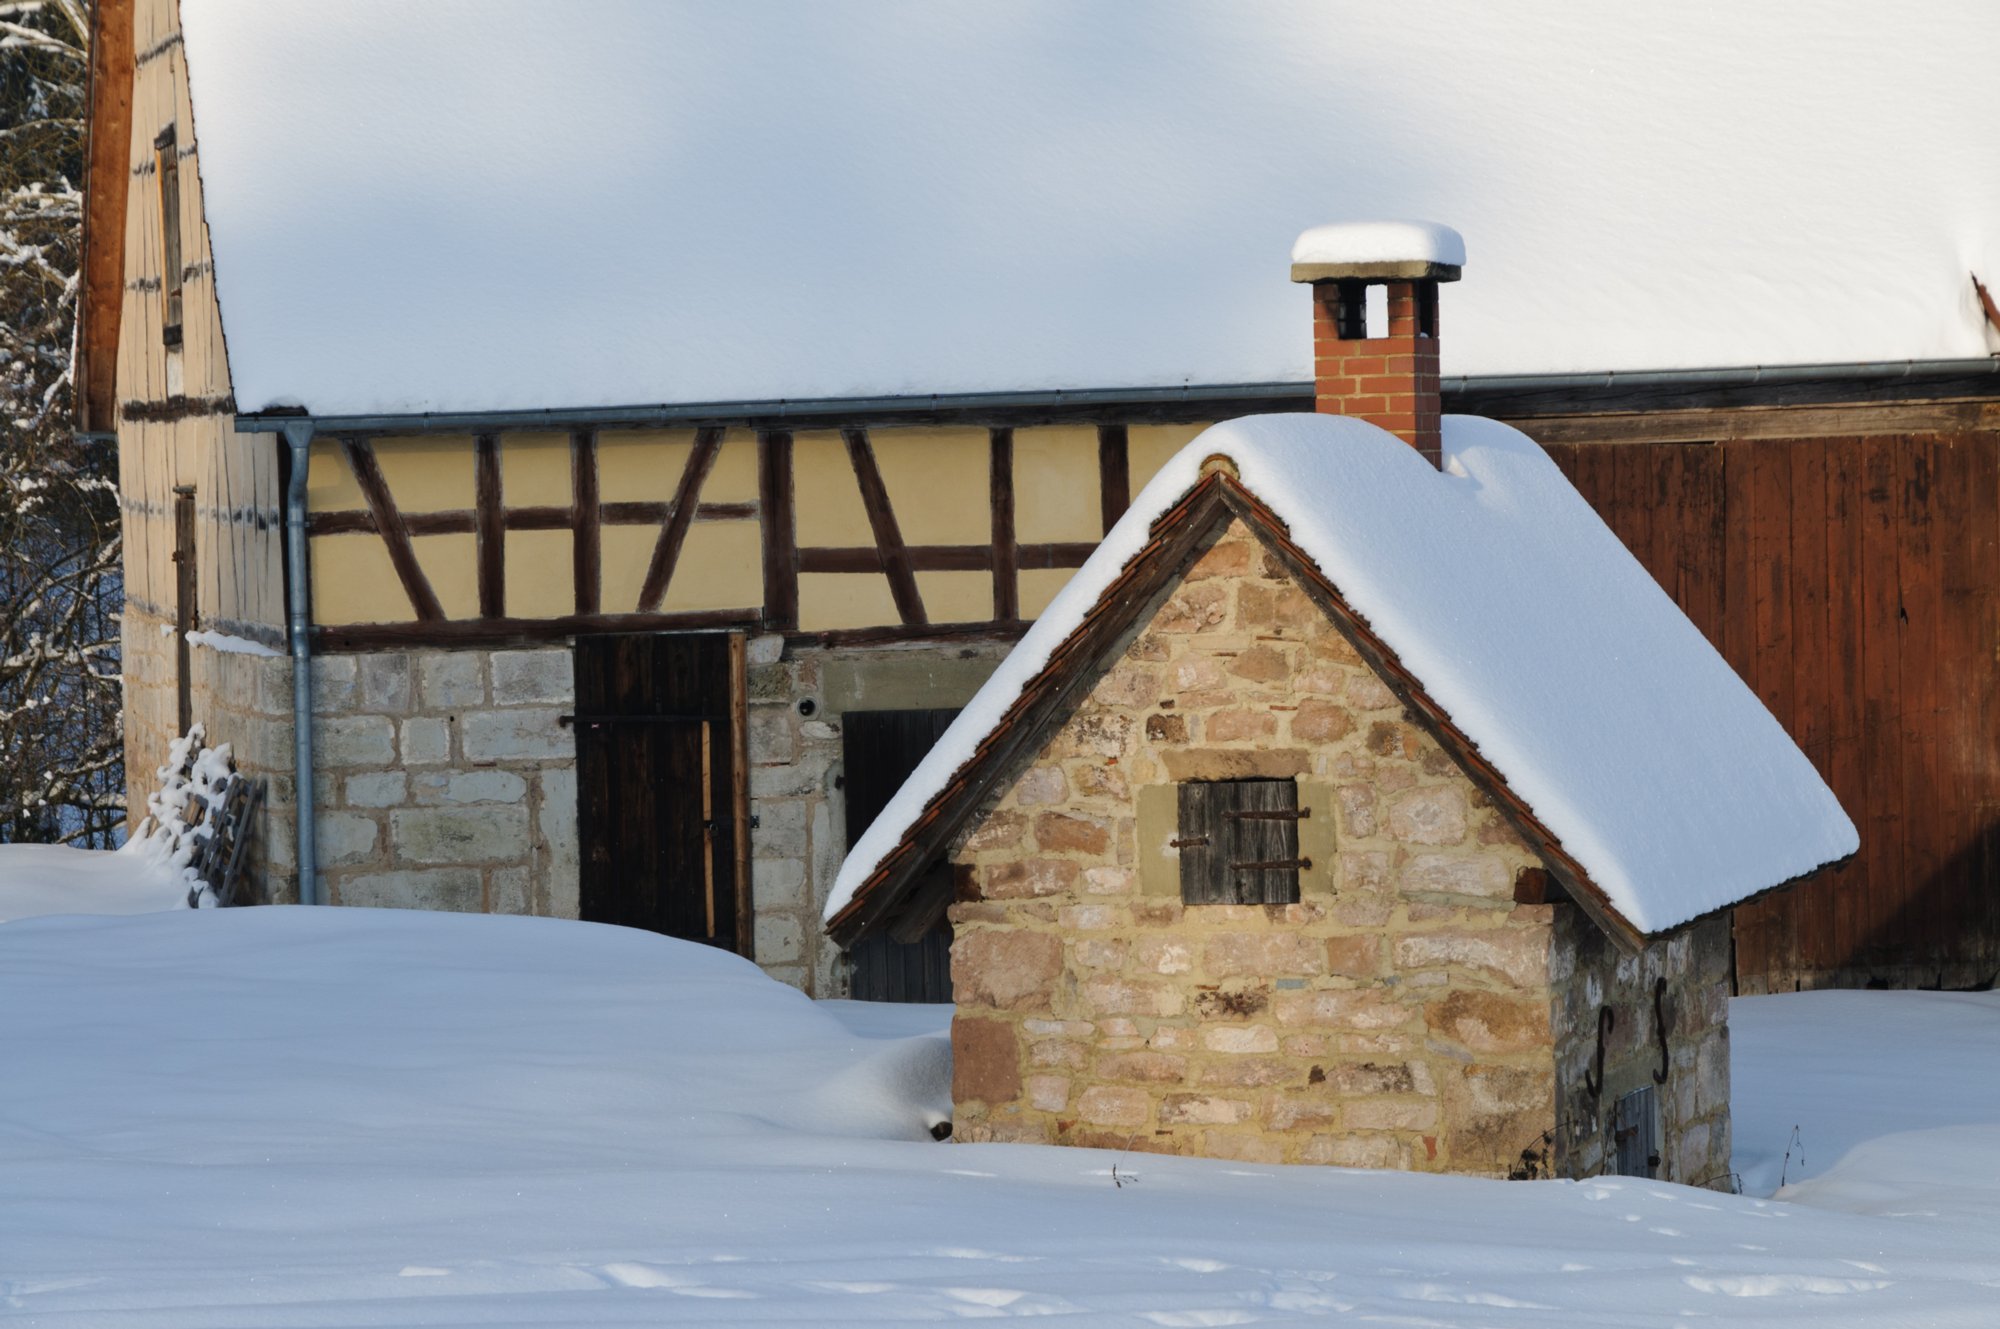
<box><xmin>990</xmin><ymin>428</ymin><xmax>1019</xmax><ymax>623</ymax></box>
<box><xmin>1717</xmin><ymin>441</ymin><xmax>1757</xmax><ymax>685</ymax></box>
<box><xmin>1959</xmin><ymin>435</ymin><xmax>2000</xmax><ymax>947</ymax></box>
<box><xmin>1540</xmin><ymin>441</ymin><xmax>1579</xmax><ymax>485</ymax></box>
<box><xmin>1612</xmin><ymin>443</ymin><xmax>1656</xmax><ymax>579</ymax></box>
<box><xmin>1784</xmin><ymin>440</ymin><xmax>1833</xmax><ymax>971</ymax></box>
<box><xmin>1568</xmin><ymin>445</ymin><xmax>1618</xmax><ymax>534</ymax></box>
<box><xmin>1818</xmin><ymin>438</ymin><xmax>1869</xmax><ymax>974</ymax></box>
<box><xmin>1676</xmin><ymin>445</ymin><xmax>1725</xmax><ymax>640</ymax></box>
<box><xmin>1856</xmin><ymin>436</ymin><xmax>1906</xmax><ymax>968</ymax></box>
<box><xmin>757</xmin><ymin>432</ymin><xmax>797</xmax><ymax>629</ymax></box>
<box><xmin>1748</xmin><ymin>442</ymin><xmax>1794</xmax><ymax>732</ymax></box>
<box><xmin>1178</xmin><ymin>781</ymin><xmax>1218</xmax><ymax>905</ymax></box>
<box><xmin>1893</xmin><ymin>438</ymin><xmax>1945</xmax><ymax>962</ymax></box>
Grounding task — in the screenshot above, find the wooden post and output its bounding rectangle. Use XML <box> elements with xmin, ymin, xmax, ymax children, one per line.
<box><xmin>728</xmin><ymin>631</ymin><xmax>754</xmax><ymax>957</ymax></box>
<box><xmin>172</xmin><ymin>484</ymin><xmax>196</xmax><ymax>735</ymax></box>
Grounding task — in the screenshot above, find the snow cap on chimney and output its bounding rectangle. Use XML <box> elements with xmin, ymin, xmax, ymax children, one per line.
<box><xmin>1292</xmin><ymin>221</ymin><xmax>1464</xmax><ymax>468</ymax></box>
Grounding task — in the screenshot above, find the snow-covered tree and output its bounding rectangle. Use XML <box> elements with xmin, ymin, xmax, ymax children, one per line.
<box><xmin>1</xmin><ymin>1</ymin><xmax>124</xmax><ymax>846</ymax></box>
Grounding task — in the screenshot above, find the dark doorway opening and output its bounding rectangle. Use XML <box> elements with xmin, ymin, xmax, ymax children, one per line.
<box><xmin>574</xmin><ymin>632</ymin><xmax>749</xmax><ymax>951</ymax></box>
<box><xmin>843</xmin><ymin>707</ymin><xmax>960</xmax><ymax>1002</ymax></box>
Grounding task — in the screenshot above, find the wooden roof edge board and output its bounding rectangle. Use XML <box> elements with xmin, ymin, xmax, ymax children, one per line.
<box><xmin>78</xmin><ymin>0</ymin><xmax>136</xmax><ymax>434</ymax></box>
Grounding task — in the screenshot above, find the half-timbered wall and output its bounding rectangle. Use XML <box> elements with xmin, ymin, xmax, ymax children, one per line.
<box><xmin>114</xmin><ymin>0</ymin><xmax>289</xmax><ymax>863</ymax></box>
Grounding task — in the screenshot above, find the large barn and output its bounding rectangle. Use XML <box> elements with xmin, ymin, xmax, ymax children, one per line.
<box><xmin>78</xmin><ymin>0</ymin><xmax>2000</xmax><ymax>997</ymax></box>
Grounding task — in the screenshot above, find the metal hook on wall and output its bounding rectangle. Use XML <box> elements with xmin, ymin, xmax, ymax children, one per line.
<box><xmin>1652</xmin><ymin>976</ymin><xmax>1672</xmax><ymax>1085</ymax></box>
<box><xmin>1584</xmin><ymin>1005</ymin><xmax>1615</xmax><ymax>1101</ymax></box>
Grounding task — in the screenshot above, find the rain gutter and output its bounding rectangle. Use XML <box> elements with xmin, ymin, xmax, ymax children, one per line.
<box><xmin>232</xmin><ymin>358</ymin><xmax>1998</xmax><ymax>437</ymax></box>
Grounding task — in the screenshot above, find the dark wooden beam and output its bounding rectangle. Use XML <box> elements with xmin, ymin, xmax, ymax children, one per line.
<box><xmin>843</xmin><ymin>427</ymin><xmax>927</xmax><ymax>626</ymax></box>
<box><xmin>341</xmin><ymin>437</ymin><xmax>444</xmax><ymax>621</ymax></box>
<box><xmin>990</xmin><ymin>427</ymin><xmax>1018</xmax><ymax>623</ymax></box>
<box><xmin>310</xmin><ymin>497</ymin><xmax>760</xmax><ymax>539</ymax></box>
<box><xmin>638</xmin><ymin>426</ymin><xmax>722</xmax><ymax>613</ymax></box>
<box><xmin>474</xmin><ymin>433</ymin><xmax>504</xmax><ymax>618</ymax></box>
<box><xmin>759</xmin><ymin>430</ymin><xmax>799</xmax><ymax>629</ymax></box>
<box><xmin>313</xmin><ymin>607</ymin><xmax>758</xmax><ymax>652</ymax></box>
<box><xmin>572</xmin><ymin>428</ymin><xmax>600</xmax><ymax>615</ymax></box>
<box><xmin>1098</xmin><ymin>423</ymin><xmax>1131</xmax><ymax>533</ymax></box>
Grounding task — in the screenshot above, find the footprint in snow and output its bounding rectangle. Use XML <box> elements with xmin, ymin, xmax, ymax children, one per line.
<box><xmin>1168</xmin><ymin>1257</ymin><xmax>1231</xmax><ymax>1273</ymax></box>
<box><xmin>598</xmin><ymin>1262</ymin><xmax>757</xmax><ymax>1298</ymax></box>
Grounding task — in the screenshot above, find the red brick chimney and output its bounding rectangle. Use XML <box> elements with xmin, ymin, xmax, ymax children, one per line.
<box><xmin>1291</xmin><ymin>222</ymin><xmax>1463</xmax><ymax>468</ymax></box>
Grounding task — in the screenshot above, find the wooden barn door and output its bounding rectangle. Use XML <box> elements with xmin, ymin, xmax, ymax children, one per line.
<box><xmin>573</xmin><ymin>632</ymin><xmax>750</xmax><ymax>951</ymax></box>
<box><xmin>843</xmin><ymin>707</ymin><xmax>959</xmax><ymax>1002</ymax></box>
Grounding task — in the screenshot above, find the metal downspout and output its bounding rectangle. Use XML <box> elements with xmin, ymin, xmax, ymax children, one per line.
<box><xmin>282</xmin><ymin>419</ymin><xmax>318</xmax><ymax>905</ymax></box>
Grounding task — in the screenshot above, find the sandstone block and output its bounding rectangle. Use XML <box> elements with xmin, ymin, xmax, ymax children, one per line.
<box><xmin>418</xmin><ymin>652</ymin><xmax>485</xmax><ymax>708</ymax></box>
<box><xmin>340</xmin><ymin>867</ymin><xmax>482</xmax><ymax>912</ymax></box>
<box><xmin>317</xmin><ymin>812</ymin><xmax>380</xmax><ymax>866</ymax></box>
<box><xmin>1200</xmin><ymin>1132</ymin><xmax>1287</xmax><ymax>1164</ymax></box>
<box><xmin>1160</xmin><ymin>1094</ymin><xmax>1252</xmax><ymax>1126</ymax></box>
<box><xmin>1076</xmin><ymin>1085</ymin><xmax>1150</xmax><ymax>1128</ymax></box>
<box><xmin>490</xmin><ymin>649</ymin><xmax>574</xmax><ymax>705</ymax></box>
<box><xmin>747</xmin><ymin>707</ymin><xmax>796</xmax><ymax>764</ymax></box>
<box><xmin>1073</xmin><ymin>938</ymin><xmax>1128</xmax><ymax>969</ymax></box>
<box><xmin>754</xmin><ymin>913</ymin><xmax>804</xmax><ymax>963</ymax></box>
<box><xmin>1206</xmin><ymin>708</ymin><xmax>1276</xmax><ymax>742</ymax></box>
<box><xmin>1204</xmin><ymin>932</ymin><xmax>1324</xmax><ymax>978</ymax></box>
<box><xmin>317</xmin><ymin>715</ymin><xmax>395</xmax><ymax>768</ymax></box>
<box><xmin>1303</xmin><ymin>1133</ymin><xmax>1410</xmax><ymax>1170</ymax></box>
<box><xmin>1080</xmin><ymin>975</ymin><xmax>1183</xmax><ymax>1018</ymax></box>
<box><xmin>391</xmin><ymin>805</ymin><xmax>529</xmax><ymax>864</ymax></box>
<box><xmin>986</xmin><ymin>858</ymin><xmax>1077</xmax><ymax>900</ymax></box>
<box><xmin>1424</xmin><ymin>989</ymin><xmax>1551</xmax><ymax>1054</ymax></box>
<box><xmin>1202</xmin><ymin>1025</ymin><xmax>1278</xmax><ymax>1054</ymax></box>
<box><xmin>1199</xmin><ymin>1057</ymin><xmax>1296</xmax><ymax>1089</ymax></box>
<box><xmin>754</xmin><ymin>856</ymin><xmax>809</xmax><ymax>909</ymax></box>
<box><xmin>309</xmin><ymin>655</ymin><xmax>358</xmax><ymax>713</ymax></box>
<box><xmin>401</xmin><ymin>716</ymin><xmax>451</xmax><ymax>765</ymax></box>
<box><xmin>1157</xmin><ymin>583</ymin><xmax>1230</xmax><ymax>633</ymax></box>
<box><xmin>1029</xmin><ymin>1040</ymin><xmax>1087</xmax><ymax>1070</ymax></box>
<box><xmin>962</xmin><ymin>810</ymin><xmax>1026</xmax><ymax>854</ymax></box>
<box><xmin>1387</xmin><ymin>785</ymin><xmax>1468</xmax><ymax>845</ymax></box>
<box><xmin>1272</xmin><ymin>988</ymin><xmax>1408</xmax><ymax>1031</ymax></box>
<box><xmin>421</xmin><ymin>769</ymin><xmax>527</xmax><ymax>804</ymax></box>
<box><xmin>1083</xmin><ymin>866</ymin><xmax>1135</xmax><ymax>896</ymax></box>
<box><xmin>1035</xmin><ymin>812</ymin><xmax>1110</xmax><ymax>855</ymax></box>
<box><xmin>538</xmin><ymin>766</ymin><xmax>578</xmax><ymax>896</ymax></box>
<box><xmin>1401</xmin><ymin>853</ymin><xmax>1508</xmax><ymax>900</ymax></box>
<box><xmin>1268</xmin><ymin>1095</ymin><xmax>1340</xmax><ymax>1131</ymax></box>
<box><xmin>1092</xmin><ymin>666</ymin><xmax>1159</xmax><ymax>708</ymax></box>
<box><xmin>953</xmin><ymin>1018</ymin><xmax>1022</xmax><ymax>1104</ymax></box>
<box><xmin>1292</xmin><ymin>699</ymin><xmax>1353</xmax><ymax>743</ymax></box>
<box><xmin>1325</xmin><ymin>934</ymin><xmax>1383</xmax><ymax>978</ymax></box>
<box><xmin>1345</xmin><ymin>1098</ymin><xmax>1439</xmax><ymax>1132</ymax></box>
<box><xmin>1394</xmin><ymin>928</ymin><xmax>1549</xmax><ymax>987</ymax></box>
<box><xmin>344</xmin><ymin>770</ymin><xmax>408</xmax><ymax>809</ymax></box>
<box><xmin>1096</xmin><ymin>1050</ymin><xmax>1187</xmax><ymax>1083</ymax></box>
<box><xmin>1344</xmin><ymin>672</ymin><xmax>1397</xmax><ymax>711</ymax></box>
<box><xmin>1025</xmin><ymin>1074</ymin><xmax>1071</xmax><ymax>1113</ymax></box>
<box><xmin>1145</xmin><ymin>713</ymin><xmax>1188</xmax><ymax>743</ymax></box>
<box><xmin>1185</xmin><ymin>539</ymin><xmax>1252</xmax><ymax>581</ymax></box>
<box><xmin>491</xmin><ymin>866</ymin><xmax>531</xmax><ymax>915</ymax></box>
<box><xmin>1229</xmin><ymin>645</ymin><xmax>1288</xmax><ymax>682</ymax></box>
<box><xmin>1014</xmin><ymin>765</ymin><xmax>1068</xmax><ymax>805</ymax></box>
<box><xmin>1136</xmin><ymin>937</ymin><xmax>1194</xmax><ymax>974</ymax></box>
<box><xmin>954</xmin><ymin>930</ymin><xmax>1063</xmax><ymax>1010</ymax></box>
<box><xmin>358</xmin><ymin>654</ymin><xmax>414</xmax><ymax>713</ymax></box>
<box><xmin>460</xmin><ymin>709</ymin><xmax>571</xmax><ymax>762</ymax></box>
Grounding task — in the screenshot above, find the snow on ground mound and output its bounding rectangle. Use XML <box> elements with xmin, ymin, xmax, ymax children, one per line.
<box><xmin>0</xmin><ymin>842</ymin><xmax>186</xmax><ymax>922</ymax></box>
<box><xmin>6</xmin><ymin>908</ymin><xmax>2000</xmax><ymax>1325</ymax></box>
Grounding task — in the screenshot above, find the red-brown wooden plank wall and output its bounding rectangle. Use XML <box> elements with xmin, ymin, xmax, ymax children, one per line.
<box><xmin>1539</xmin><ymin>434</ymin><xmax>2000</xmax><ymax>992</ymax></box>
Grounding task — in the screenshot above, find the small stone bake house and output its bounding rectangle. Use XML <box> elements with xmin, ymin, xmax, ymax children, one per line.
<box><xmin>828</xmin><ymin>230</ymin><xmax>1857</xmax><ymax>1181</ymax></box>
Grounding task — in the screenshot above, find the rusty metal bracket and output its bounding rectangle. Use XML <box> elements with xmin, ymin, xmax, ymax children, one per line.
<box><xmin>1584</xmin><ymin>1006</ymin><xmax>1615</xmax><ymax>1101</ymax></box>
<box><xmin>1231</xmin><ymin>858</ymin><xmax>1313</xmax><ymax>872</ymax></box>
<box><xmin>1652</xmin><ymin>976</ymin><xmax>1671</xmax><ymax>1085</ymax></box>
<box><xmin>1168</xmin><ymin>835</ymin><xmax>1210</xmax><ymax>849</ymax></box>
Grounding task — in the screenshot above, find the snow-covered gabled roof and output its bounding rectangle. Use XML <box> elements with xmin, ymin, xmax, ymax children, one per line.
<box><xmin>826</xmin><ymin>414</ymin><xmax>1858</xmax><ymax>946</ymax></box>
<box><xmin>175</xmin><ymin>2</ymin><xmax>2000</xmax><ymax>418</ymax></box>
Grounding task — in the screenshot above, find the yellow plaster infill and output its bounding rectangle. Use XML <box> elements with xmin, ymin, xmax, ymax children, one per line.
<box><xmin>869</xmin><ymin>427</ymin><xmax>990</xmax><ymax>546</ymax></box>
<box><xmin>1013</xmin><ymin>425</ymin><xmax>1102</xmax><ymax>544</ymax></box>
<box><xmin>598</xmin><ymin>525</ymin><xmax>655</xmax><ymax>613</ymax></box>
<box><xmin>410</xmin><ymin>532</ymin><xmax>478</xmax><ymax>619</ymax></box>
<box><xmin>506</xmin><ymin>529</ymin><xmax>574</xmax><ymax>619</ymax></box>
<box><xmin>659</xmin><ymin>522</ymin><xmax>763</xmax><ymax>614</ymax></box>
<box><xmin>501</xmin><ymin>432</ymin><xmax>574</xmax><ymax>507</ymax></box>
<box><xmin>596</xmin><ymin>431</ymin><xmax>693</xmax><ymax>505</ymax></box>
<box><xmin>791</xmin><ymin>431</ymin><xmax>876</xmax><ymax>548</ymax></box>
<box><xmin>1128</xmin><ymin>424</ymin><xmax>1208</xmax><ymax>492</ymax></box>
<box><xmin>310</xmin><ymin>533</ymin><xmax>402</xmax><ymax>625</ymax></box>
<box><xmin>1018</xmin><ymin>567</ymin><xmax>1077</xmax><ymax>621</ymax></box>
<box><xmin>799</xmin><ymin>572</ymin><xmax>902</xmax><ymax>632</ymax></box>
<box><xmin>373</xmin><ymin>436</ymin><xmax>476</xmax><ymax>513</ymax></box>
<box><xmin>307</xmin><ymin>439</ymin><xmax>366</xmax><ymax>512</ymax></box>
<box><xmin>915</xmin><ymin>571</ymin><xmax>993</xmax><ymax>625</ymax></box>
<box><xmin>705</xmin><ymin>431</ymin><xmax>761</xmax><ymax>504</ymax></box>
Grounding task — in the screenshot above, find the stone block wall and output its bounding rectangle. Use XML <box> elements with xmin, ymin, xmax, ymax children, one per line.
<box><xmin>945</xmin><ymin>516</ymin><xmax>1560</xmax><ymax>1172</ymax></box>
<box><xmin>1552</xmin><ymin>910</ymin><xmax>1734</xmax><ymax>1186</ymax></box>
<box><xmin>744</xmin><ymin>639</ymin><xmax>1008</xmax><ymax>995</ymax></box>
<box><xmin>304</xmin><ymin>646</ymin><xmax>578</xmax><ymax>916</ymax></box>
<box><xmin>121</xmin><ymin>606</ymin><xmax>295</xmax><ymax>895</ymax></box>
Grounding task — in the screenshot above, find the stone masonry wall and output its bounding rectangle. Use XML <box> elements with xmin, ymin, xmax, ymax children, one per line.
<box><xmin>745</xmin><ymin>638</ymin><xmax>1008</xmax><ymax>995</ymax></box>
<box><xmin>122</xmin><ymin>605</ymin><xmax>295</xmax><ymax>896</ymax></box>
<box><xmin>1553</xmin><ymin>910</ymin><xmax>1734</xmax><ymax>1185</ymax></box>
<box><xmin>306</xmin><ymin>647</ymin><xmax>578</xmax><ymax>916</ymax></box>
<box><xmin>946</xmin><ymin>515</ymin><xmax>1561</xmax><ymax>1173</ymax></box>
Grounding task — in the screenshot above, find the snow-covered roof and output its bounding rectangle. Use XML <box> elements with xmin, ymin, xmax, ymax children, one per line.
<box><xmin>176</xmin><ymin>2</ymin><xmax>2000</xmax><ymax>418</ymax></box>
<box><xmin>827</xmin><ymin>414</ymin><xmax>1857</xmax><ymax>941</ymax></box>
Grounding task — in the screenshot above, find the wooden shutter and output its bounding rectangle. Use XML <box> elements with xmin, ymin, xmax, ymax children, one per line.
<box><xmin>1613</xmin><ymin>1085</ymin><xmax>1661</xmax><ymax>1178</ymax></box>
<box><xmin>1178</xmin><ymin>778</ymin><xmax>1305</xmax><ymax>906</ymax></box>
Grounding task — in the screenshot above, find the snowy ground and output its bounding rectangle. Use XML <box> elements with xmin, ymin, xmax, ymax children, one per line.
<box><xmin>0</xmin><ymin>842</ymin><xmax>183</xmax><ymax>923</ymax></box>
<box><xmin>3</xmin><ymin>857</ymin><xmax>1999</xmax><ymax>1325</ymax></box>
